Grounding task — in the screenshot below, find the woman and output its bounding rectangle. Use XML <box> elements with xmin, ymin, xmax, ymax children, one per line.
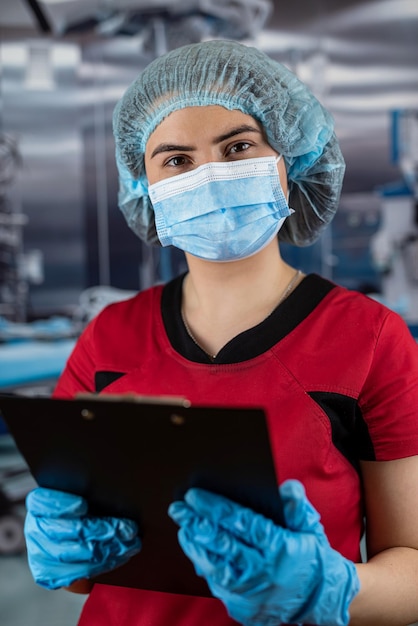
<box><xmin>24</xmin><ymin>40</ymin><xmax>418</xmax><ymax>625</ymax></box>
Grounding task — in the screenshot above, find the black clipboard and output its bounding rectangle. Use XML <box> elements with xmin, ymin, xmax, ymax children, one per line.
<box><xmin>0</xmin><ymin>393</ymin><xmax>283</xmax><ymax>597</ymax></box>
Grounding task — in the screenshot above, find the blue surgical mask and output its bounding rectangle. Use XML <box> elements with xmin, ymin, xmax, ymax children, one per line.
<box><xmin>148</xmin><ymin>155</ymin><xmax>293</xmax><ymax>262</ymax></box>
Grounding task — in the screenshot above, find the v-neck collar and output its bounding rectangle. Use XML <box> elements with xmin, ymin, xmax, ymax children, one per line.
<box><xmin>161</xmin><ymin>273</ymin><xmax>336</xmax><ymax>364</ymax></box>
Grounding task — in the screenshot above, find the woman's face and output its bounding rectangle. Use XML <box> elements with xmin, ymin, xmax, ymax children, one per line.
<box><xmin>144</xmin><ymin>105</ymin><xmax>288</xmax><ymax>195</ymax></box>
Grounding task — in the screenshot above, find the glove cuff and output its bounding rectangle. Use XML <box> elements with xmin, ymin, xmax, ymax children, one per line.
<box><xmin>296</xmin><ymin>553</ymin><xmax>360</xmax><ymax>626</ymax></box>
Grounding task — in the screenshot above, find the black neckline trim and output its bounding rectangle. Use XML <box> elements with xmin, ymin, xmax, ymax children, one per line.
<box><xmin>161</xmin><ymin>273</ymin><xmax>336</xmax><ymax>364</ymax></box>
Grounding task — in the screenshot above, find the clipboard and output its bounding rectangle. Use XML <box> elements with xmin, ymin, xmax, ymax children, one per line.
<box><xmin>0</xmin><ymin>393</ymin><xmax>283</xmax><ymax>597</ymax></box>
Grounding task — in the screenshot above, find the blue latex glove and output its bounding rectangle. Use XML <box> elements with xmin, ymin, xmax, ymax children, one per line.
<box><xmin>25</xmin><ymin>488</ymin><xmax>141</xmax><ymax>590</ymax></box>
<box><xmin>168</xmin><ymin>480</ymin><xmax>360</xmax><ymax>626</ymax></box>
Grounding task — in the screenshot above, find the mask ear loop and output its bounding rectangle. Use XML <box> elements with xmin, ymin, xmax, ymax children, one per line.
<box><xmin>275</xmin><ymin>154</ymin><xmax>290</xmax><ymax>202</ymax></box>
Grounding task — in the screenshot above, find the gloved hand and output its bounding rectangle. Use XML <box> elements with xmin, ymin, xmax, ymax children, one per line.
<box><xmin>25</xmin><ymin>488</ymin><xmax>141</xmax><ymax>590</ymax></box>
<box><xmin>168</xmin><ymin>480</ymin><xmax>360</xmax><ymax>626</ymax></box>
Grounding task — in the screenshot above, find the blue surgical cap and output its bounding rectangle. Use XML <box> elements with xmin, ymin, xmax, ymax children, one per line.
<box><xmin>113</xmin><ymin>39</ymin><xmax>345</xmax><ymax>246</ymax></box>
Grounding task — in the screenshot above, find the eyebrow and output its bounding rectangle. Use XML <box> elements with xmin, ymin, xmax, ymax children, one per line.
<box><xmin>151</xmin><ymin>143</ymin><xmax>194</xmax><ymax>158</ymax></box>
<box><xmin>150</xmin><ymin>124</ymin><xmax>261</xmax><ymax>159</ymax></box>
<box><xmin>214</xmin><ymin>124</ymin><xmax>261</xmax><ymax>144</ymax></box>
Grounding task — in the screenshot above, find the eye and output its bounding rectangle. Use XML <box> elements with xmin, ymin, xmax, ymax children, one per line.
<box><xmin>227</xmin><ymin>141</ymin><xmax>252</xmax><ymax>155</ymax></box>
<box><xmin>164</xmin><ymin>155</ymin><xmax>190</xmax><ymax>168</ymax></box>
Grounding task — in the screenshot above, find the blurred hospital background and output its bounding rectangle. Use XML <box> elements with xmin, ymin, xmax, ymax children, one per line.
<box><xmin>0</xmin><ymin>1</ymin><xmax>417</xmax><ymax>624</ymax></box>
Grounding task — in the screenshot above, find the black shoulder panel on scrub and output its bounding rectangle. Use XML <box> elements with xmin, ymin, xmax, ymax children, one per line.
<box><xmin>95</xmin><ymin>371</ymin><xmax>126</xmax><ymax>392</ymax></box>
<box><xmin>308</xmin><ymin>391</ymin><xmax>376</xmax><ymax>470</ymax></box>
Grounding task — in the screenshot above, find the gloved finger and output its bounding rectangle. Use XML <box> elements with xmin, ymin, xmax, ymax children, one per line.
<box><xmin>28</xmin><ymin>529</ymin><xmax>141</xmax><ymax>567</ymax></box>
<box><xmin>178</xmin><ymin>524</ymin><xmax>265</xmax><ymax>589</ymax></box>
<box><xmin>178</xmin><ymin>525</ymin><xmax>239</xmax><ymax>580</ymax></box>
<box><xmin>182</xmin><ymin>489</ymin><xmax>281</xmax><ymax>552</ymax></box>
<box><xmin>29</xmin><ymin>535</ymin><xmax>141</xmax><ymax>591</ymax></box>
<box><xmin>76</xmin><ymin>532</ymin><xmax>141</xmax><ymax>566</ymax></box>
<box><xmin>28</xmin><ymin>559</ymin><xmax>91</xmax><ymax>590</ymax></box>
<box><xmin>168</xmin><ymin>500</ymin><xmax>196</xmax><ymax>526</ymax></box>
<box><xmin>80</xmin><ymin>517</ymin><xmax>139</xmax><ymax>543</ymax></box>
<box><xmin>32</xmin><ymin>515</ymin><xmax>138</xmax><ymax>544</ymax></box>
<box><xmin>26</xmin><ymin>523</ymin><xmax>100</xmax><ymax>564</ymax></box>
<box><xmin>177</xmin><ymin>527</ymin><xmax>219</xmax><ymax>578</ymax></box>
<box><xmin>279</xmin><ymin>480</ymin><xmax>324</xmax><ymax>535</ymax></box>
<box><xmin>26</xmin><ymin>488</ymin><xmax>88</xmax><ymax>518</ymax></box>
<box><xmin>170</xmin><ymin>501</ymin><xmax>229</xmax><ymax>552</ymax></box>
<box><xmin>170</xmin><ymin>501</ymin><xmax>232</xmax><ymax>578</ymax></box>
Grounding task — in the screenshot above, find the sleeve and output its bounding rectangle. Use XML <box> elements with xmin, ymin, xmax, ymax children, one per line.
<box><xmin>52</xmin><ymin>318</ymin><xmax>98</xmax><ymax>399</ymax></box>
<box><xmin>359</xmin><ymin>310</ymin><xmax>418</xmax><ymax>461</ymax></box>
